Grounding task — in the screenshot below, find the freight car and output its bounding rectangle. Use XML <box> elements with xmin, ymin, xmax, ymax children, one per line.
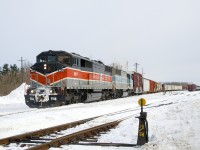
<box><xmin>187</xmin><ymin>84</ymin><xmax>197</xmax><ymax>91</ymax></box>
<box><xmin>196</xmin><ymin>86</ymin><xmax>200</xmax><ymax>91</ymax></box>
<box><xmin>132</xmin><ymin>72</ymin><xmax>143</xmax><ymax>95</ymax></box>
<box><xmin>143</xmin><ymin>79</ymin><xmax>184</xmax><ymax>94</ymax></box>
<box><xmin>143</xmin><ymin>78</ymin><xmax>162</xmax><ymax>93</ymax></box>
<box><xmin>24</xmin><ymin>50</ymin><xmax>134</xmax><ymax>108</ymax></box>
<box><xmin>143</xmin><ymin>78</ymin><xmax>150</xmax><ymax>94</ymax></box>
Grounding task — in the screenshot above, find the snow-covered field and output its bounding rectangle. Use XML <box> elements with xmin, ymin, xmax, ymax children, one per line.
<box><xmin>0</xmin><ymin>84</ymin><xmax>200</xmax><ymax>150</ymax></box>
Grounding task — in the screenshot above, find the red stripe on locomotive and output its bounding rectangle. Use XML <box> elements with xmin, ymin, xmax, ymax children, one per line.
<box><xmin>30</xmin><ymin>67</ymin><xmax>112</xmax><ymax>85</ymax></box>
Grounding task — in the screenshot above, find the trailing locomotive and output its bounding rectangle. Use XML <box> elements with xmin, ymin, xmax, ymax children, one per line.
<box><xmin>25</xmin><ymin>50</ymin><xmax>134</xmax><ymax>108</ymax></box>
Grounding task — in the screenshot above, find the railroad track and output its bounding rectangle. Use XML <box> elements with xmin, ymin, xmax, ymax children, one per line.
<box><xmin>0</xmin><ymin>99</ymin><xmax>181</xmax><ymax>149</ymax></box>
<box><xmin>0</xmin><ymin>115</ymin><xmax>134</xmax><ymax>150</ymax></box>
<box><xmin>0</xmin><ymin>106</ymin><xmax>138</xmax><ymax>150</ymax></box>
<box><xmin>0</xmin><ymin>116</ymin><xmax>98</xmax><ymax>148</ymax></box>
<box><xmin>0</xmin><ymin>93</ymin><xmax>177</xmax><ymax>118</ymax></box>
<box><xmin>27</xmin><ymin>119</ymin><xmax>127</xmax><ymax>150</ymax></box>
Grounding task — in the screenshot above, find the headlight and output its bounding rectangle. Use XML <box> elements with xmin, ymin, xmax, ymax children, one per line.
<box><xmin>49</xmin><ymin>89</ymin><xmax>53</xmax><ymax>94</ymax></box>
<box><xmin>30</xmin><ymin>90</ymin><xmax>35</xmax><ymax>94</ymax></box>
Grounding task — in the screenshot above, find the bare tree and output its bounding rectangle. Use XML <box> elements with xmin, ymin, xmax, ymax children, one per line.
<box><xmin>0</xmin><ymin>63</ymin><xmax>25</xmax><ymax>96</ymax></box>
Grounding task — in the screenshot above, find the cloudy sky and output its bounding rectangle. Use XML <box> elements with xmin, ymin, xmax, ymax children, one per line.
<box><xmin>0</xmin><ymin>0</ymin><xmax>200</xmax><ymax>85</ymax></box>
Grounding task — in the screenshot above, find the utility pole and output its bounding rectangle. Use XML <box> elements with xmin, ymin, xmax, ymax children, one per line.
<box><xmin>134</xmin><ymin>63</ymin><xmax>139</xmax><ymax>73</ymax></box>
<box><xmin>18</xmin><ymin>57</ymin><xmax>26</xmax><ymax>83</ymax></box>
<box><xmin>126</xmin><ymin>61</ymin><xmax>128</xmax><ymax>72</ymax></box>
<box><xmin>142</xmin><ymin>68</ymin><xmax>145</xmax><ymax>77</ymax></box>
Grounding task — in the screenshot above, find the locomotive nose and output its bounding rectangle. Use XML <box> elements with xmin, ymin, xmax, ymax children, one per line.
<box><xmin>35</xmin><ymin>88</ymin><xmax>48</xmax><ymax>102</ymax></box>
<box><xmin>31</xmin><ymin>62</ymin><xmax>64</xmax><ymax>74</ymax></box>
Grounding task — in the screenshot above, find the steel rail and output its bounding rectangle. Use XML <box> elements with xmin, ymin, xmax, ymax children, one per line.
<box><xmin>0</xmin><ymin>116</ymin><xmax>98</xmax><ymax>145</ymax></box>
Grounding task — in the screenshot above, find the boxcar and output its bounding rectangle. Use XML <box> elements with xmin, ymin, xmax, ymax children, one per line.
<box><xmin>132</xmin><ymin>72</ymin><xmax>143</xmax><ymax>95</ymax></box>
<box><xmin>149</xmin><ymin>80</ymin><xmax>156</xmax><ymax>93</ymax></box>
<box><xmin>143</xmin><ymin>78</ymin><xmax>150</xmax><ymax>93</ymax></box>
<box><xmin>188</xmin><ymin>84</ymin><xmax>197</xmax><ymax>91</ymax></box>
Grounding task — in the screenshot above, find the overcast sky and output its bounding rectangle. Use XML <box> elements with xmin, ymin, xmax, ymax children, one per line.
<box><xmin>0</xmin><ymin>0</ymin><xmax>200</xmax><ymax>85</ymax></box>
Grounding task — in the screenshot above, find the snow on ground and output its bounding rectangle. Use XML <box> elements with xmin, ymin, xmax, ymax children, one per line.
<box><xmin>97</xmin><ymin>92</ymin><xmax>200</xmax><ymax>150</ymax></box>
<box><xmin>0</xmin><ymin>84</ymin><xmax>200</xmax><ymax>150</ymax></box>
<box><xmin>0</xmin><ymin>83</ymin><xmax>31</xmax><ymax>117</ymax></box>
<box><xmin>0</xmin><ymin>83</ymin><xmax>26</xmax><ymax>105</ymax></box>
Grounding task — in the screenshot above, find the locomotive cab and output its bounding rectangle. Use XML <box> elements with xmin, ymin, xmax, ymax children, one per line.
<box><xmin>31</xmin><ymin>50</ymin><xmax>72</xmax><ymax>74</ymax></box>
<box><xmin>36</xmin><ymin>50</ymin><xmax>72</xmax><ymax>65</ymax></box>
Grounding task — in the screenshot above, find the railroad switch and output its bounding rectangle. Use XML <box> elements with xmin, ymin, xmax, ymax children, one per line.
<box><xmin>136</xmin><ymin>98</ymin><xmax>149</xmax><ymax>146</ymax></box>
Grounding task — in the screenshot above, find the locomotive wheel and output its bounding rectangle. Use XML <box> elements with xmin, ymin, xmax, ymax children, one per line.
<box><xmin>81</xmin><ymin>94</ymin><xmax>87</xmax><ymax>103</ymax></box>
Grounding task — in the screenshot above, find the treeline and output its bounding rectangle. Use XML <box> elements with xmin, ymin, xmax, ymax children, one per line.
<box><xmin>0</xmin><ymin>63</ymin><xmax>31</xmax><ymax>96</ymax></box>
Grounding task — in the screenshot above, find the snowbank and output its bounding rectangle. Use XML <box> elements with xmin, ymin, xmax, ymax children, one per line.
<box><xmin>0</xmin><ymin>83</ymin><xmax>26</xmax><ymax>105</ymax></box>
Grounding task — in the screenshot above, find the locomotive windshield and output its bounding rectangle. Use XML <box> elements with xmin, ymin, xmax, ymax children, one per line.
<box><xmin>48</xmin><ymin>56</ymin><xmax>56</xmax><ymax>62</ymax></box>
<box><xmin>58</xmin><ymin>55</ymin><xmax>71</xmax><ymax>65</ymax></box>
<box><xmin>37</xmin><ymin>55</ymin><xmax>56</xmax><ymax>63</ymax></box>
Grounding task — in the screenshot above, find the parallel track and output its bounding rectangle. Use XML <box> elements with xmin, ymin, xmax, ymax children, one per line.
<box><xmin>0</xmin><ymin>92</ymin><xmax>178</xmax><ymax>118</ymax></box>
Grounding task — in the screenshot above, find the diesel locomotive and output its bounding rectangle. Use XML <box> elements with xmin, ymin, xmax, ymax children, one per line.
<box><xmin>24</xmin><ymin>50</ymin><xmax>135</xmax><ymax>108</ymax></box>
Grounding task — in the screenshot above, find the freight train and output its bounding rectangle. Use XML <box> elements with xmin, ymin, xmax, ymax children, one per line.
<box><xmin>24</xmin><ymin>50</ymin><xmax>182</xmax><ymax>108</ymax></box>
